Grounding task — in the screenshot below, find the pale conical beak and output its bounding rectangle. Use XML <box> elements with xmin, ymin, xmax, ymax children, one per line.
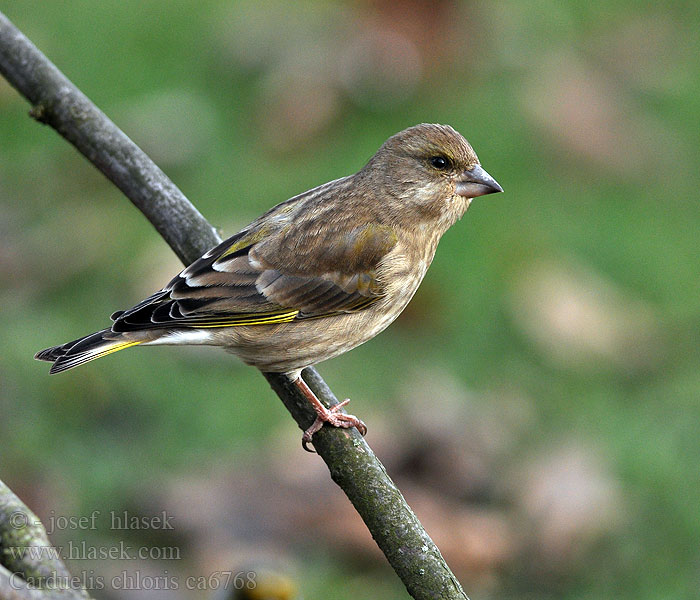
<box><xmin>455</xmin><ymin>165</ymin><xmax>503</xmax><ymax>198</ymax></box>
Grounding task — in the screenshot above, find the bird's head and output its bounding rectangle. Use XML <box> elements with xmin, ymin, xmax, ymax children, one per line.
<box><xmin>366</xmin><ymin>123</ymin><xmax>502</xmax><ymax>228</ymax></box>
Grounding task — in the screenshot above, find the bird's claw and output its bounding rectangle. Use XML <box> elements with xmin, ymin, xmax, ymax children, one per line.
<box><xmin>301</xmin><ymin>399</ymin><xmax>367</xmax><ymax>452</ymax></box>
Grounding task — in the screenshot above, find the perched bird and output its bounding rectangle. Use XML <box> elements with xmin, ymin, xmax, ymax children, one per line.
<box><xmin>36</xmin><ymin>124</ymin><xmax>502</xmax><ymax>449</ymax></box>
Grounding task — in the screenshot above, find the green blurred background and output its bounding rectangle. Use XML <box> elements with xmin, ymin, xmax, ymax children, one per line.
<box><xmin>1</xmin><ymin>1</ymin><xmax>698</xmax><ymax>598</ymax></box>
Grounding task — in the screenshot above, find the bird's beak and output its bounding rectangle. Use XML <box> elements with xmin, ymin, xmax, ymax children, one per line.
<box><xmin>455</xmin><ymin>165</ymin><xmax>503</xmax><ymax>198</ymax></box>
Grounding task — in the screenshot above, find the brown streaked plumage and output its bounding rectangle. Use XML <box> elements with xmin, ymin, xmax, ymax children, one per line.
<box><xmin>35</xmin><ymin>124</ymin><xmax>502</xmax><ymax>449</ymax></box>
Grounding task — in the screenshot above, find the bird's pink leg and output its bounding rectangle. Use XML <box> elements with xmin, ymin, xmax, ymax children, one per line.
<box><xmin>294</xmin><ymin>376</ymin><xmax>367</xmax><ymax>452</ymax></box>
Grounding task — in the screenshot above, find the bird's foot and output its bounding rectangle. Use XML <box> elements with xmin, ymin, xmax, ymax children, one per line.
<box><xmin>294</xmin><ymin>375</ymin><xmax>367</xmax><ymax>452</ymax></box>
<box><xmin>301</xmin><ymin>399</ymin><xmax>367</xmax><ymax>452</ymax></box>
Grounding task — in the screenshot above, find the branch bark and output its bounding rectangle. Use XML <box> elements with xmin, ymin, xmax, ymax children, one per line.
<box><xmin>0</xmin><ymin>480</ymin><xmax>91</xmax><ymax>600</ymax></box>
<box><xmin>0</xmin><ymin>11</ymin><xmax>468</xmax><ymax>600</ymax></box>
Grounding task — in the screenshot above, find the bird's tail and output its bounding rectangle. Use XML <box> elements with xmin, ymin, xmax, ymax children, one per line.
<box><xmin>35</xmin><ymin>329</ymin><xmax>143</xmax><ymax>374</ymax></box>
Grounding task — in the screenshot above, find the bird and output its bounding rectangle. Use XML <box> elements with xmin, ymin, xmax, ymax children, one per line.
<box><xmin>35</xmin><ymin>123</ymin><xmax>502</xmax><ymax>450</ymax></box>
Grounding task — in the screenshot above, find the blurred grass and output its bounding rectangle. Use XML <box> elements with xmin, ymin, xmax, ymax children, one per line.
<box><xmin>1</xmin><ymin>1</ymin><xmax>699</xmax><ymax>599</ymax></box>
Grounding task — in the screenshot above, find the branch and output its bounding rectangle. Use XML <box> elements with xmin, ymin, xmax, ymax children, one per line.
<box><xmin>0</xmin><ymin>480</ymin><xmax>91</xmax><ymax>599</ymax></box>
<box><xmin>0</xmin><ymin>12</ymin><xmax>219</xmax><ymax>264</ymax></box>
<box><xmin>0</xmin><ymin>11</ymin><xmax>468</xmax><ymax>600</ymax></box>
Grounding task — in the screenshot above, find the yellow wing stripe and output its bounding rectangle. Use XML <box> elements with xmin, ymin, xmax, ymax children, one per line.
<box><xmin>188</xmin><ymin>310</ymin><xmax>300</xmax><ymax>328</ymax></box>
<box><xmin>183</xmin><ymin>297</ymin><xmax>376</xmax><ymax>328</ymax></box>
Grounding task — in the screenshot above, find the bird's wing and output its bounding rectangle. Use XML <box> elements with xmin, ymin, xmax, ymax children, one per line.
<box><xmin>111</xmin><ymin>221</ymin><xmax>397</xmax><ymax>332</ymax></box>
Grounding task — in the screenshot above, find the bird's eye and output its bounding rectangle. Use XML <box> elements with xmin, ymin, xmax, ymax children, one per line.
<box><xmin>429</xmin><ymin>155</ymin><xmax>450</xmax><ymax>170</ymax></box>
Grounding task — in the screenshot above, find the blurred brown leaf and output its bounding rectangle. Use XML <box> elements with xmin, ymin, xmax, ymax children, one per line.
<box><xmin>507</xmin><ymin>258</ymin><xmax>662</xmax><ymax>372</ymax></box>
<box><xmin>512</xmin><ymin>442</ymin><xmax>625</xmax><ymax>566</ymax></box>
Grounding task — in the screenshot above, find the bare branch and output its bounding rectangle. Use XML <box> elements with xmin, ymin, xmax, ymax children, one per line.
<box><xmin>0</xmin><ymin>480</ymin><xmax>91</xmax><ymax>599</ymax></box>
<box><xmin>0</xmin><ymin>11</ymin><xmax>468</xmax><ymax>599</ymax></box>
<box><xmin>0</xmin><ymin>12</ymin><xmax>219</xmax><ymax>264</ymax></box>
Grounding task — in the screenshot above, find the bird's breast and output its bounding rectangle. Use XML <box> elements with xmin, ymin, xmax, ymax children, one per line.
<box><xmin>375</xmin><ymin>234</ymin><xmax>438</xmax><ymax>315</ymax></box>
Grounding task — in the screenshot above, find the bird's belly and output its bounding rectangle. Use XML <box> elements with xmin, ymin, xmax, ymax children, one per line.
<box><xmin>212</xmin><ymin>254</ymin><xmax>430</xmax><ymax>373</ymax></box>
<box><xmin>213</xmin><ymin>300</ymin><xmax>407</xmax><ymax>374</ymax></box>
